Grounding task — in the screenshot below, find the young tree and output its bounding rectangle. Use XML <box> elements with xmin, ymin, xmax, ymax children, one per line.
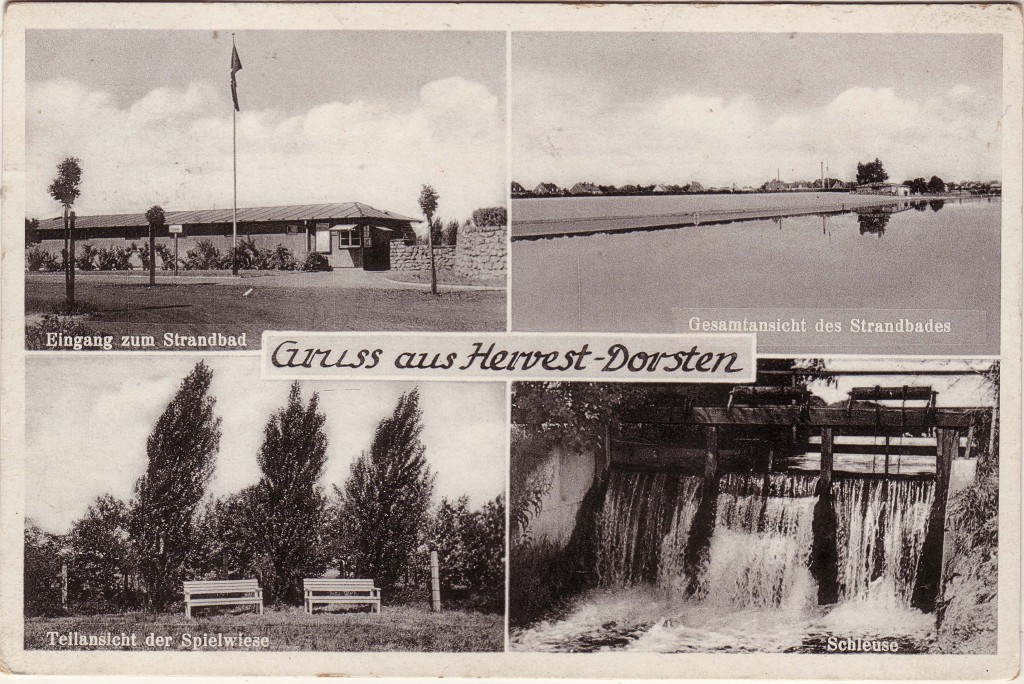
<box><xmin>419</xmin><ymin>185</ymin><xmax>440</xmax><ymax>294</ymax></box>
<box><xmin>444</xmin><ymin>219</ymin><xmax>460</xmax><ymax>246</ymax></box>
<box><xmin>67</xmin><ymin>495</ymin><xmax>136</xmax><ymax>613</ymax></box>
<box><xmin>856</xmin><ymin>158</ymin><xmax>888</xmax><ymax>185</ymax></box>
<box><xmin>25</xmin><ymin>218</ymin><xmax>40</xmax><ymax>246</ymax></box>
<box><xmin>145</xmin><ymin>205</ymin><xmax>166</xmax><ymax>286</ymax></box>
<box><xmin>24</xmin><ymin>520</ymin><xmax>66</xmax><ymax>617</ymax></box>
<box><xmin>334</xmin><ymin>389</ymin><xmax>435</xmax><ymax>590</ymax></box>
<box><xmin>250</xmin><ymin>382</ymin><xmax>330</xmax><ymax>604</ymax></box>
<box><xmin>131</xmin><ymin>361</ymin><xmax>221</xmax><ymax>611</ymax></box>
<box><xmin>48</xmin><ymin>157</ymin><xmax>82</xmax><ymax>307</ymax></box>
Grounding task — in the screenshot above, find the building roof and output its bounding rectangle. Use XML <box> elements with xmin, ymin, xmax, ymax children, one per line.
<box><xmin>36</xmin><ymin>202</ymin><xmax>418</xmax><ymax>232</ymax></box>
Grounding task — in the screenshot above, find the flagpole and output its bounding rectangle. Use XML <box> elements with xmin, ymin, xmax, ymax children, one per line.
<box><xmin>231</xmin><ymin>33</ymin><xmax>238</xmax><ymax>276</ymax></box>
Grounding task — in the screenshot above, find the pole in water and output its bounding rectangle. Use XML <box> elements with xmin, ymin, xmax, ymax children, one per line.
<box><xmin>429</xmin><ymin>550</ymin><xmax>442</xmax><ymax>612</ymax></box>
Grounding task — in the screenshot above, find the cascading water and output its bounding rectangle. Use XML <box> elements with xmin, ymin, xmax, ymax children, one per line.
<box><xmin>513</xmin><ymin>467</ymin><xmax>939</xmax><ymax>653</ymax></box>
<box><xmin>594</xmin><ymin>470</ymin><xmax>702</xmax><ymax>587</ymax></box>
<box><xmin>704</xmin><ymin>473</ymin><xmax>818</xmax><ymax>611</ymax></box>
<box><xmin>834</xmin><ymin>478</ymin><xmax>935</xmax><ymax>606</ymax></box>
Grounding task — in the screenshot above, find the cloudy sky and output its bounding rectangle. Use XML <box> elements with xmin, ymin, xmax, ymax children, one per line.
<box><xmin>26</xmin><ymin>356</ymin><xmax>506</xmax><ymax>534</ymax></box>
<box><xmin>513</xmin><ymin>33</ymin><xmax>1002</xmax><ymax>188</ymax></box>
<box><xmin>26</xmin><ymin>30</ymin><xmax>505</xmax><ymax>223</ymax></box>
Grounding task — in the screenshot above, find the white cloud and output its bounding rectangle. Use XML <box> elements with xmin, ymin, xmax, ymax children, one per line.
<box><xmin>513</xmin><ymin>78</ymin><xmax>1001</xmax><ymax>187</ymax></box>
<box><xmin>26</xmin><ymin>77</ymin><xmax>505</xmax><ymax>222</ymax></box>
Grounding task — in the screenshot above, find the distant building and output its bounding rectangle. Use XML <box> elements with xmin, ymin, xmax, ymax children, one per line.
<box><xmin>511</xmin><ymin>181</ymin><xmax>528</xmax><ymax>197</ymax></box>
<box><xmin>570</xmin><ymin>182</ymin><xmax>602</xmax><ymax>195</ymax></box>
<box><xmin>854</xmin><ymin>182</ymin><xmax>911</xmax><ymax>197</ymax></box>
<box><xmin>653</xmin><ymin>184</ymin><xmax>671</xmax><ymax>194</ymax></box>
<box><xmin>533</xmin><ymin>182</ymin><xmax>562</xmax><ymax>196</ymax></box>
<box><xmin>686</xmin><ymin>181</ymin><xmax>705</xmax><ymax>193</ymax></box>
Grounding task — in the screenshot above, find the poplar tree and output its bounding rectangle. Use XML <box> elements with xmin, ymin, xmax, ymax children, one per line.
<box><xmin>131</xmin><ymin>361</ymin><xmax>221</xmax><ymax>611</ymax></box>
<box><xmin>335</xmin><ymin>389</ymin><xmax>435</xmax><ymax>590</ymax></box>
<box><xmin>251</xmin><ymin>382</ymin><xmax>329</xmax><ymax>604</ymax></box>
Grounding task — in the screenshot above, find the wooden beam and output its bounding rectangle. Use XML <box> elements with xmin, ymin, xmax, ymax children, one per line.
<box><xmin>619</xmin><ymin>406</ymin><xmax>978</xmax><ymax>429</ymax></box>
<box><xmin>703</xmin><ymin>425</ymin><xmax>719</xmax><ymax>479</ymax></box>
<box><xmin>819</xmin><ymin>427</ymin><xmax>834</xmax><ymax>490</ymax></box>
<box><xmin>911</xmin><ymin>428</ymin><xmax>957</xmax><ymax>612</ymax></box>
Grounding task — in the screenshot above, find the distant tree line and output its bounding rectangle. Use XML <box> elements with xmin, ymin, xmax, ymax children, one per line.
<box><xmin>25</xmin><ymin>364</ymin><xmax>504</xmax><ymax>617</ymax></box>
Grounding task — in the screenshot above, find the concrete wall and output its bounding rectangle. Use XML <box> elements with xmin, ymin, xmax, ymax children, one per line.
<box><xmin>527</xmin><ymin>446</ymin><xmax>599</xmax><ymax>546</ymax></box>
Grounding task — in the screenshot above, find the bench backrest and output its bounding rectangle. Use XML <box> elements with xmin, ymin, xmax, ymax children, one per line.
<box><xmin>304</xmin><ymin>578</ymin><xmax>377</xmax><ymax>591</ymax></box>
<box><xmin>184</xmin><ymin>579</ymin><xmax>260</xmax><ymax>594</ymax></box>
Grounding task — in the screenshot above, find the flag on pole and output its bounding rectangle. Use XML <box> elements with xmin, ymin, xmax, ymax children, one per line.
<box><xmin>230</xmin><ymin>44</ymin><xmax>243</xmax><ymax>111</ymax></box>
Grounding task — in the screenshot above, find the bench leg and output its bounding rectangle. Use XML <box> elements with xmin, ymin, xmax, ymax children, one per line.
<box><xmin>185</xmin><ymin>604</ymin><xmax>191</xmax><ymax>619</ymax></box>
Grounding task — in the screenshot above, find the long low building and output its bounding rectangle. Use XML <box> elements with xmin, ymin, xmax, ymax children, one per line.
<box><xmin>31</xmin><ymin>202</ymin><xmax>419</xmax><ymax>270</ymax></box>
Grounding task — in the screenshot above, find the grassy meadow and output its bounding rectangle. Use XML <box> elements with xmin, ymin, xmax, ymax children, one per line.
<box><xmin>26</xmin><ymin>604</ymin><xmax>504</xmax><ymax>652</ymax></box>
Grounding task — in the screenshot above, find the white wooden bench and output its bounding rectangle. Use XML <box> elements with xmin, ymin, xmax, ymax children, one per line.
<box><xmin>183</xmin><ymin>579</ymin><xmax>264</xmax><ymax>618</ymax></box>
<box><xmin>303</xmin><ymin>578</ymin><xmax>381</xmax><ymax>614</ymax></box>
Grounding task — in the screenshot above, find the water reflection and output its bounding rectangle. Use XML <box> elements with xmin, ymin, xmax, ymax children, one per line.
<box><xmin>857</xmin><ymin>213</ymin><xmax>891</xmax><ymax>236</ymax></box>
<box><xmin>929</xmin><ymin>199</ymin><xmax>946</xmax><ymax>212</ymax></box>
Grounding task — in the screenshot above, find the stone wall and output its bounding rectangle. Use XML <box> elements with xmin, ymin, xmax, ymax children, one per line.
<box><xmin>454</xmin><ymin>224</ymin><xmax>506</xmax><ymax>285</ymax></box>
<box><xmin>388</xmin><ymin>243</ymin><xmax>455</xmax><ymax>274</ymax></box>
<box><xmin>389</xmin><ymin>223</ymin><xmax>507</xmax><ymax>285</ymax></box>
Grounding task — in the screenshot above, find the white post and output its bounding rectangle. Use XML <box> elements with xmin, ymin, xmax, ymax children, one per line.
<box><xmin>429</xmin><ymin>550</ymin><xmax>441</xmax><ymax>612</ymax></box>
<box><xmin>61</xmin><ymin>562</ymin><xmax>68</xmax><ymax>609</ymax></box>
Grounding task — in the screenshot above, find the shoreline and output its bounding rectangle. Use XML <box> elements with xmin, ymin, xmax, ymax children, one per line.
<box><xmin>511</xmin><ymin>193</ymin><xmax>989</xmax><ymax>240</ymax></box>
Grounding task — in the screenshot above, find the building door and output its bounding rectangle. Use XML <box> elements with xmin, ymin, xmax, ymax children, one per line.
<box><xmin>361</xmin><ymin>226</ymin><xmax>391</xmax><ymax>271</ymax></box>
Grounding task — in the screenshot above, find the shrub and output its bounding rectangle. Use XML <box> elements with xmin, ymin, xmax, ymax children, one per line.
<box><xmin>302</xmin><ymin>251</ymin><xmax>331</xmax><ymax>272</ymax></box>
<box><xmin>75</xmin><ymin>244</ymin><xmax>98</xmax><ymax>271</ymax></box>
<box><xmin>26</xmin><ymin>247</ymin><xmax>59</xmax><ymax>272</ymax></box>
<box><xmin>185</xmin><ymin>240</ymin><xmax>222</xmax><ymax>270</ymax></box>
<box><xmin>25</xmin><ymin>314</ymin><xmax>96</xmax><ymax>350</ymax></box>
<box><xmin>271</xmin><ymin>244</ymin><xmax>297</xmax><ymax>270</ymax></box>
<box><xmin>96</xmin><ymin>245</ymin><xmax>136</xmax><ymax>271</ymax></box>
<box><xmin>141</xmin><ymin>243</ymin><xmax>175</xmax><ymax>271</ymax></box>
<box><xmin>471</xmin><ymin>206</ymin><xmax>507</xmax><ymax>228</ymax></box>
<box><xmin>233</xmin><ymin>237</ymin><xmax>275</xmax><ymax>270</ymax></box>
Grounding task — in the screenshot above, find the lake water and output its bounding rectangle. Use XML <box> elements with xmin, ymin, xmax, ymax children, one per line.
<box><xmin>511</xmin><ymin>196</ymin><xmax>1000</xmax><ymax>355</ymax></box>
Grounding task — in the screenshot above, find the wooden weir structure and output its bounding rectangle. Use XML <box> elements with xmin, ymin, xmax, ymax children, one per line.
<box><xmin>614</xmin><ymin>387</ymin><xmax>989</xmax><ymax>613</ymax></box>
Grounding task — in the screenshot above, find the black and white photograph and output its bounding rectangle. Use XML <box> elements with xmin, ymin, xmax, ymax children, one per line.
<box><xmin>509</xmin><ymin>360</ymin><xmax>999</xmax><ymax>653</ymax></box>
<box><xmin>23</xmin><ymin>356</ymin><xmax>506</xmax><ymax>651</ymax></box>
<box><xmin>2</xmin><ymin>2</ymin><xmax>1021</xmax><ymax>680</ymax></box>
<box><xmin>24</xmin><ymin>30</ymin><xmax>508</xmax><ymax>351</ymax></box>
<box><xmin>510</xmin><ymin>33</ymin><xmax>1002</xmax><ymax>355</ymax></box>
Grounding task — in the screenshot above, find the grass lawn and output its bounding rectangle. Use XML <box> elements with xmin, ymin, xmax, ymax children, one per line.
<box><xmin>26</xmin><ymin>604</ymin><xmax>503</xmax><ymax>652</ymax></box>
<box><xmin>25</xmin><ymin>277</ymin><xmax>505</xmax><ymax>349</ymax></box>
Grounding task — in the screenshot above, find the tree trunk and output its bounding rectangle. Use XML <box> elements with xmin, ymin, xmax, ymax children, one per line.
<box><xmin>63</xmin><ymin>206</ymin><xmax>71</xmax><ymax>306</ymax></box>
<box><xmin>68</xmin><ymin>211</ymin><xmax>76</xmax><ymax>307</ymax></box>
<box><xmin>149</xmin><ymin>223</ymin><xmax>156</xmax><ymax>286</ymax></box>
<box><xmin>427</xmin><ymin>214</ymin><xmax>438</xmax><ymax>295</ymax></box>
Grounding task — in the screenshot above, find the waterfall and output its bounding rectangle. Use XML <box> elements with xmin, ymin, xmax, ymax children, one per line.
<box><xmin>704</xmin><ymin>473</ymin><xmax>819</xmax><ymax>610</ymax></box>
<box><xmin>594</xmin><ymin>470</ymin><xmax>702</xmax><ymax>587</ymax></box>
<box><xmin>594</xmin><ymin>468</ymin><xmax>934</xmax><ymax>614</ymax></box>
<box><xmin>834</xmin><ymin>478</ymin><xmax>935</xmax><ymax>606</ymax></box>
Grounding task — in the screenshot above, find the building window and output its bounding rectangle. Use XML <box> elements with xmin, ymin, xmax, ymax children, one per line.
<box><xmin>337</xmin><ymin>227</ymin><xmax>361</xmax><ymax>249</ymax></box>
